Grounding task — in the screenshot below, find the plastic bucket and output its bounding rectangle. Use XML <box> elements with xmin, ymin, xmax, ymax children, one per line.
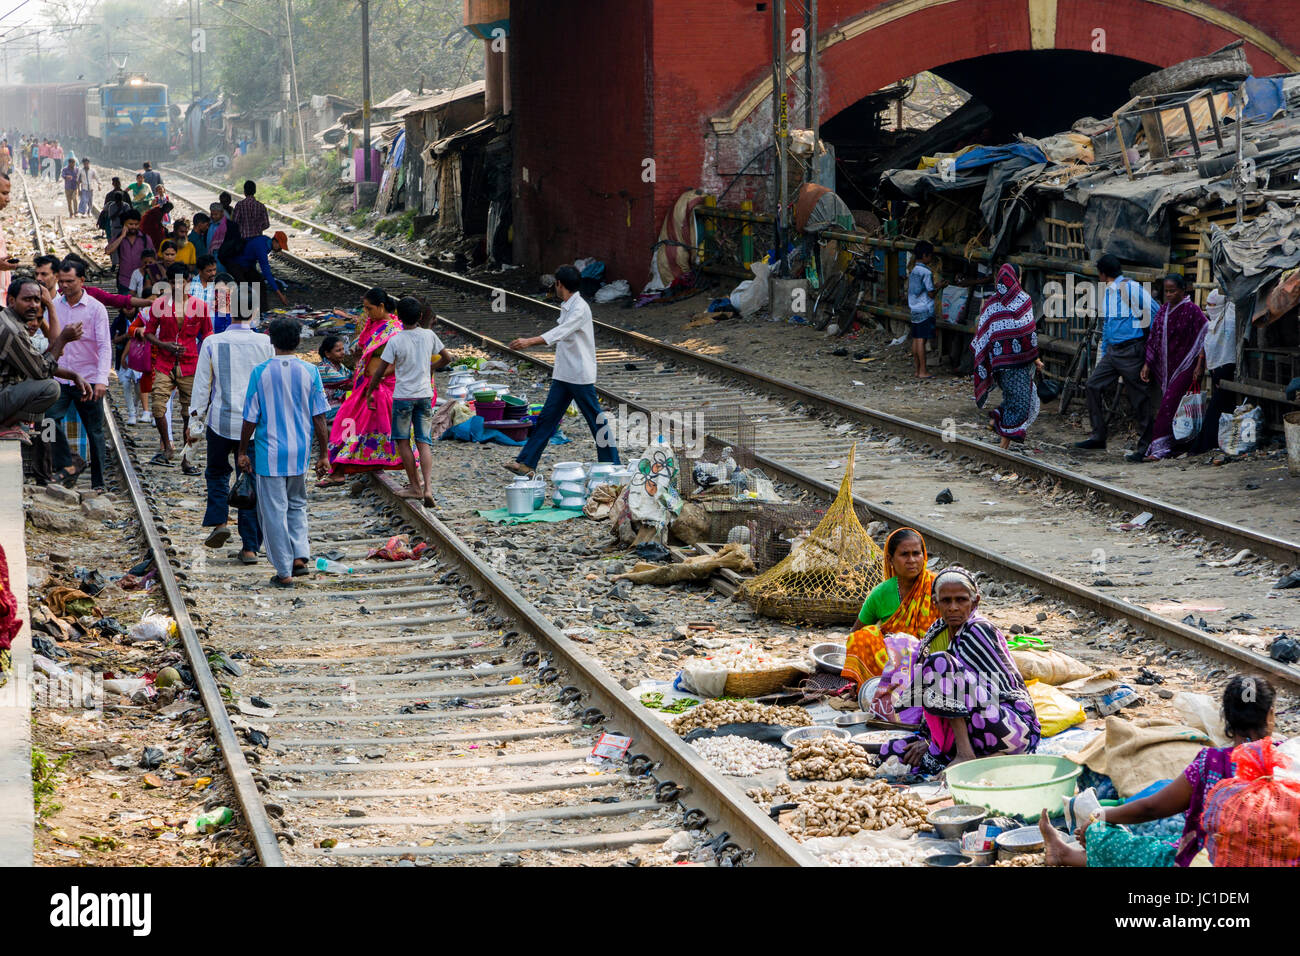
<box><xmin>1285</xmin><ymin>411</ymin><xmax>1300</xmax><ymax>477</ymax></box>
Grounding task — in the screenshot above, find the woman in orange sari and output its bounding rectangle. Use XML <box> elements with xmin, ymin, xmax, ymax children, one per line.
<box><xmin>841</xmin><ymin>528</ymin><xmax>939</xmax><ymax>699</ymax></box>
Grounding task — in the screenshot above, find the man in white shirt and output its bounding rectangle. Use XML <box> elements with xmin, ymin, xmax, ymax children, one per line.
<box><xmin>506</xmin><ymin>264</ymin><xmax>619</xmax><ymax>477</ymax></box>
<box><xmin>188</xmin><ymin>298</ymin><xmax>274</xmax><ymax>561</ymax></box>
<box><xmin>77</xmin><ymin>158</ymin><xmax>98</xmax><ymax>216</ymax></box>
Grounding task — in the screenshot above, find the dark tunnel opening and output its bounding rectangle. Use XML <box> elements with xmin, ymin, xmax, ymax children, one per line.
<box><xmin>821</xmin><ymin>50</ymin><xmax>1159</xmax><ymax>207</ymax></box>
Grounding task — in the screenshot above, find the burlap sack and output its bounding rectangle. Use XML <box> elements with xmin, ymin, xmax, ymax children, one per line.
<box><xmin>1071</xmin><ymin>716</ymin><xmax>1211</xmax><ymax>798</ymax></box>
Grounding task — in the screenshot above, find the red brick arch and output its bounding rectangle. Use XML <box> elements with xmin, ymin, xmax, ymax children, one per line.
<box><xmin>708</xmin><ymin>0</ymin><xmax>1297</xmax><ymax>137</ymax></box>
<box><xmin>510</xmin><ymin>0</ymin><xmax>1300</xmax><ymax>286</ymax></box>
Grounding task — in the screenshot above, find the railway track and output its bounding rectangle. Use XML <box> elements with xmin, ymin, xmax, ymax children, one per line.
<box><xmin>22</xmin><ymin>175</ymin><xmax>813</xmax><ymax>868</ymax></box>
<box><xmin>158</xmin><ymin>165</ymin><xmax>1300</xmax><ymax>568</ymax></box>
<box><xmin>147</xmin><ymin>166</ymin><xmax>1300</xmax><ymax>693</ymax></box>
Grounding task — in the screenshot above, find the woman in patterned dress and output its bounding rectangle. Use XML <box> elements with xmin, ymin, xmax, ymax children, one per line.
<box><xmin>878</xmin><ymin>566</ymin><xmax>1040</xmax><ymax>775</ymax></box>
<box><xmin>971</xmin><ymin>264</ymin><xmax>1045</xmax><ymax>448</ymax></box>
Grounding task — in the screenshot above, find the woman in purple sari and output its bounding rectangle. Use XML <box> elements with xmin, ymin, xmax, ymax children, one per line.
<box><xmin>1039</xmin><ymin>675</ymin><xmax>1275</xmax><ymax>867</ymax></box>
<box><xmin>1141</xmin><ymin>274</ymin><xmax>1207</xmax><ymax>461</ymax></box>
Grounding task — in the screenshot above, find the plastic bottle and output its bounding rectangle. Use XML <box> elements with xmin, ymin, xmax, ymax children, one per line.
<box><xmin>193</xmin><ymin>806</ymin><xmax>234</xmax><ymax>831</ymax></box>
<box><xmin>315</xmin><ymin>557</ymin><xmax>354</xmax><ymax>574</ymax></box>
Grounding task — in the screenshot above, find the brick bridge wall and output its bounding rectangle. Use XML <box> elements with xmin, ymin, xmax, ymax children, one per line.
<box><xmin>510</xmin><ymin>0</ymin><xmax>1300</xmax><ymax>287</ymax></box>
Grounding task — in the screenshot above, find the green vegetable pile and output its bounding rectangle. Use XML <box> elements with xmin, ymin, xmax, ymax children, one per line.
<box><xmin>640</xmin><ymin>691</ymin><xmax>699</xmax><ymax>714</ymax></box>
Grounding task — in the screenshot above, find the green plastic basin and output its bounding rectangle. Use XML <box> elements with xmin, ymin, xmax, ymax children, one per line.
<box><xmin>944</xmin><ymin>754</ymin><xmax>1081</xmax><ymax>821</ymax></box>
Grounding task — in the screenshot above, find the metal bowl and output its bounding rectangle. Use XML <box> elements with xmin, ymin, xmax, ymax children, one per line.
<box><xmin>924</xmin><ymin>853</ymin><xmax>972</xmax><ymax>868</ymax></box>
<box><xmin>811</xmin><ymin>642</ymin><xmax>847</xmax><ymax>673</ymax></box>
<box><xmin>851</xmin><ymin>729</ymin><xmax>911</xmax><ymax>748</ymax></box>
<box><xmin>857</xmin><ymin>676</ymin><xmax>881</xmax><ymax>713</ymax></box>
<box><xmin>995</xmin><ymin>825</ymin><xmax>1046</xmax><ymax>860</ymax></box>
<box><xmin>966</xmin><ymin>847</ymin><xmax>997</xmax><ymax>866</ymax></box>
<box><xmin>834</xmin><ymin>712</ymin><xmax>874</xmax><ymax>734</ymax></box>
<box><xmin>780</xmin><ymin>725</ymin><xmax>851</xmax><ymax>748</ymax></box>
<box><xmin>927</xmin><ymin>804</ymin><xmax>989</xmax><ymax>841</ymax></box>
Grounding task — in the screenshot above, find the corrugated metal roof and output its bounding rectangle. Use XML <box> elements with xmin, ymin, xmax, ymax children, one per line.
<box><xmin>393</xmin><ymin>81</ymin><xmax>486</xmax><ymax>119</ymax></box>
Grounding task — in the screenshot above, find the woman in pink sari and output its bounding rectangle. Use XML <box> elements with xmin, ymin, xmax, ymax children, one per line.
<box><xmin>1141</xmin><ymin>274</ymin><xmax>1208</xmax><ymax>461</ymax></box>
<box><xmin>322</xmin><ymin>288</ymin><xmax>403</xmax><ymax>481</ymax></box>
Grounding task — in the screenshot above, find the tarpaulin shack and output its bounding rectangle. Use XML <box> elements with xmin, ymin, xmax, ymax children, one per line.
<box><xmin>880</xmin><ymin>143</ymin><xmax>1049</xmax><ymax>257</ymax></box>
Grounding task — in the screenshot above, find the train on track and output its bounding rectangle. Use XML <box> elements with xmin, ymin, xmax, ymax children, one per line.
<box><xmin>0</xmin><ymin>72</ymin><xmax>169</xmax><ymax>163</ymax></box>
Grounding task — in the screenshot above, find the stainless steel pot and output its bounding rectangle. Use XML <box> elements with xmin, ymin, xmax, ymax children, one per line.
<box><xmin>506</xmin><ymin>483</ymin><xmax>536</xmax><ymax>517</ymax></box>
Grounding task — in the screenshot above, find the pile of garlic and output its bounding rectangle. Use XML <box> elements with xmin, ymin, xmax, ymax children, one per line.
<box><xmin>816</xmin><ymin>841</ymin><xmax>930</xmax><ymax>867</ymax></box>
<box><xmin>691</xmin><ymin>735</ymin><xmax>787</xmax><ymax>776</ymax></box>
<box><xmin>786</xmin><ymin>736</ymin><xmax>876</xmax><ymax>781</ymax></box>
<box><xmin>699</xmin><ymin>642</ymin><xmax>795</xmax><ymax>673</ymax></box>
<box><xmin>671</xmin><ymin>699</ymin><xmax>812</xmax><ymax>735</ymax></box>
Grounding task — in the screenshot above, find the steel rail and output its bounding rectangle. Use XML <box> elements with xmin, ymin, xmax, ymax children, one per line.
<box><xmin>157</xmin><ymin>165</ymin><xmax>1300</xmax><ymax>567</ymax></box>
<box><xmin>370</xmin><ymin>472</ymin><xmax>818</xmax><ymax>867</ymax></box>
<box><xmin>102</xmin><ymin>413</ymin><xmax>286</xmax><ymax>864</ymax></box>
<box><xmin>181</xmin><ymin>228</ymin><xmax>1300</xmax><ymax>692</ymax></box>
<box><xmin>32</xmin><ymin>170</ymin><xmax>814</xmax><ymax>867</ymax></box>
<box><xmin>21</xmin><ymin>169</ymin><xmax>286</xmax><ymax>866</ymax></box>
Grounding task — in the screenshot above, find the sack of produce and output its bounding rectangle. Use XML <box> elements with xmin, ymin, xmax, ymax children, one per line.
<box><xmin>1026</xmin><ymin>679</ymin><xmax>1086</xmax><ymax>737</ymax></box>
<box><xmin>1204</xmin><ymin>739</ymin><xmax>1300</xmax><ymax>866</ymax></box>
<box><xmin>1011</xmin><ymin>648</ymin><xmax>1092</xmax><ymax>685</ymax></box>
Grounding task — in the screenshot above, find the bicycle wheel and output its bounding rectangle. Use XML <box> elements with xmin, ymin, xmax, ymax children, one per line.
<box><xmin>812</xmin><ymin>273</ymin><xmax>843</xmax><ymax>330</ymax></box>
<box><xmin>1057</xmin><ymin>345</ymin><xmax>1087</xmax><ymax>415</ymax></box>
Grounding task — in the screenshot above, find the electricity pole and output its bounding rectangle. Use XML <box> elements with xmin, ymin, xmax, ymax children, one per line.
<box><xmin>360</xmin><ymin>0</ymin><xmax>371</xmax><ymax>183</ymax></box>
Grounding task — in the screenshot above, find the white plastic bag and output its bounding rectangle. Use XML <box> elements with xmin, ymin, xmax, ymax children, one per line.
<box><xmin>1218</xmin><ymin>402</ymin><xmax>1261</xmax><ymax>456</ymax></box>
<box><xmin>1171</xmin><ymin>387</ymin><xmax>1205</xmax><ymax>441</ymax></box>
<box><xmin>129</xmin><ymin>612</ymin><xmax>175</xmax><ymax>644</ymax></box>
<box><xmin>730</xmin><ymin>259</ymin><xmax>771</xmax><ymax>316</ymax></box>
<box><xmin>593</xmin><ymin>279</ymin><xmax>630</xmax><ymax>303</ymax></box>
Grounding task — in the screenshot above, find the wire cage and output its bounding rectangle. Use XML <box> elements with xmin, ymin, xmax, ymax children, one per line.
<box><xmin>694</xmin><ymin>499</ymin><xmax>825</xmax><ymax>570</ymax></box>
<box><xmin>672</xmin><ymin>405</ymin><xmax>756</xmax><ymax>498</ymax></box>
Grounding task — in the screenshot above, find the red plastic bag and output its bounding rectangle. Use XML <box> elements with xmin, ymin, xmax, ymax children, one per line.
<box><xmin>1203</xmin><ymin>739</ymin><xmax>1300</xmax><ymax>866</ymax></box>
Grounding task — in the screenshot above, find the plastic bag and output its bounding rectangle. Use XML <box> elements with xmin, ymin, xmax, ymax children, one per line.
<box><xmin>730</xmin><ymin>259</ymin><xmax>771</xmax><ymax>316</ymax></box>
<box><xmin>1203</xmin><ymin>739</ymin><xmax>1300</xmax><ymax>866</ymax></box>
<box><xmin>1026</xmin><ymin>679</ymin><xmax>1086</xmax><ymax>737</ymax></box>
<box><xmin>229</xmin><ymin>470</ymin><xmax>256</xmax><ymax>510</ymax></box>
<box><xmin>1171</xmin><ymin>691</ymin><xmax>1230</xmax><ymax>747</ymax></box>
<box><xmin>1171</xmin><ymin>383</ymin><xmax>1204</xmax><ymax>441</ymax></box>
<box><xmin>124</xmin><ymin>336</ymin><xmax>153</xmax><ymax>374</ymax></box>
<box><xmin>129</xmin><ymin>612</ymin><xmax>175</xmax><ymax>644</ymax></box>
<box><xmin>593</xmin><ymin>279</ymin><xmax>630</xmax><ymax>303</ymax></box>
<box><xmin>1218</xmin><ymin>402</ymin><xmax>1262</xmax><ymax>456</ymax></box>
<box><xmin>1011</xmin><ymin>648</ymin><xmax>1092</xmax><ymax>685</ymax></box>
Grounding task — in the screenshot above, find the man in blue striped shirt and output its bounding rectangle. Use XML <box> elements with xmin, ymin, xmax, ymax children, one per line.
<box><xmin>237</xmin><ymin>317</ymin><xmax>330</xmax><ymax>587</ymax></box>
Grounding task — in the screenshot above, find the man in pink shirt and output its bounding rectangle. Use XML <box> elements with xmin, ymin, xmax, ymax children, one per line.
<box><xmin>47</xmin><ymin>258</ymin><xmax>112</xmax><ymax>489</ymax></box>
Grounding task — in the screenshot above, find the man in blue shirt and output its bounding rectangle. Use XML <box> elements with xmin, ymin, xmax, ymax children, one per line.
<box><xmin>228</xmin><ymin>229</ymin><xmax>289</xmax><ymax>307</ymax></box>
<box><xmin>1075</xmin><ymin>254</ymin><xmax>1157</xmax><ymax>458</ymax></box>
<box><xmin>237</xmin><ymin>317</ymin><xmax>330</xmax><ymax>587</ymax></box>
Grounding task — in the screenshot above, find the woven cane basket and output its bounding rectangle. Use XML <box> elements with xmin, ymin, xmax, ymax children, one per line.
<box><xmin>722</xmin><ymin>664</ymin><xmax>803</xmax><ymax>698</ymax></box>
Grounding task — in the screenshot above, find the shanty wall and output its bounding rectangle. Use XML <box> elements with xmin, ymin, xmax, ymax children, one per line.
<box><xmin>510</xmin><ymin>0</ymin><xmax>1300</xmax><ymax>286</ymax></box>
